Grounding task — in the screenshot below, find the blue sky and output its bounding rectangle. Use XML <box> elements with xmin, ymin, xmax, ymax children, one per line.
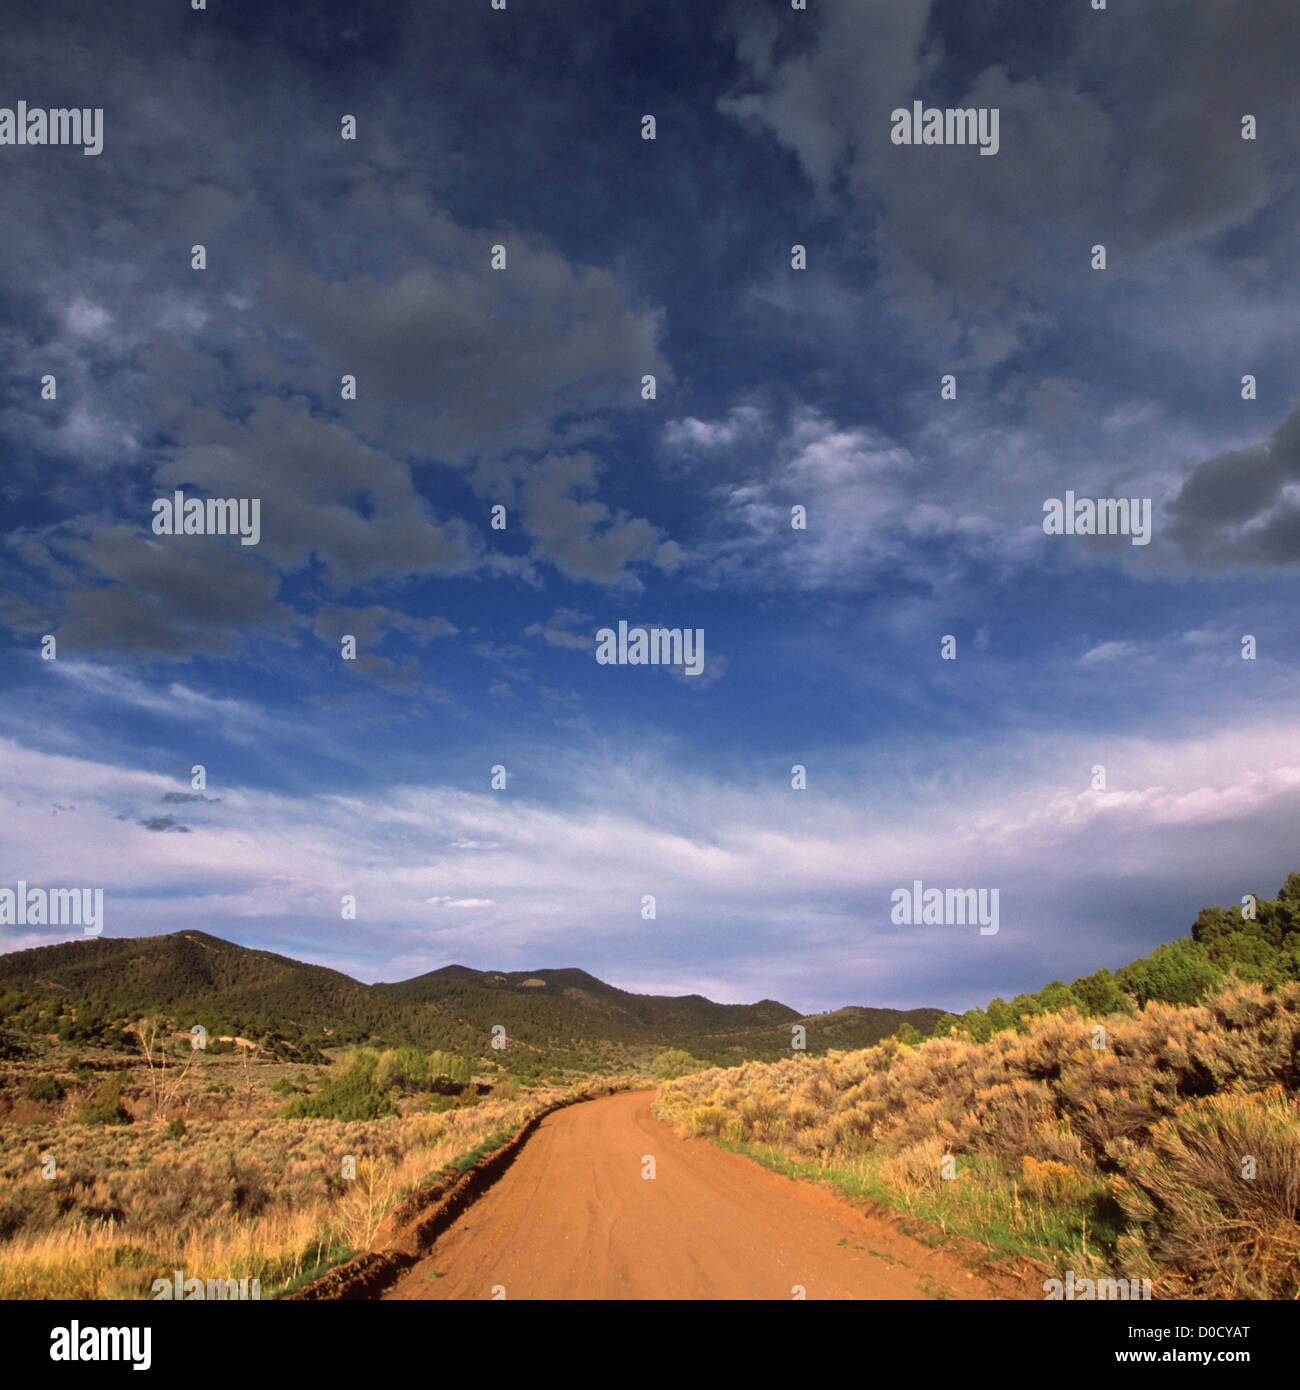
<box><xmin>1</xmin><ymin>0</ymin><xmax>1298</xmax><ymax>1013</ymax></box>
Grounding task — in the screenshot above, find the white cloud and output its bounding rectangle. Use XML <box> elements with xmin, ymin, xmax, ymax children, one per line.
<box><xmin>1080</xmin><ymin>641</ymin><xmax>1139</xmax><ymax>665</ymax></box>
<box><xmin>3</xmin><ymin>713</ymin><xmax>1299</xmax><ymax>1003</ymax></box>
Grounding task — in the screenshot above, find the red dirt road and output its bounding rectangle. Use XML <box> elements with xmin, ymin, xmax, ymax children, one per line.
<box><xmin>386</xmin><ymin>1089</ymin><xmax>998</xmax><ymax>1301</ymax></box>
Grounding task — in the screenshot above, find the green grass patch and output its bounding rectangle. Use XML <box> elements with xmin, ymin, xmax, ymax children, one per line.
<box><xmin>711</xmin><ymin>1137</ymin><xmax>1124</xmax><ymax>1269</ymax></box>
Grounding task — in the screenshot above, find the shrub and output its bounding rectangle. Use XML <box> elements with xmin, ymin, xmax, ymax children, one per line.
<box><xmin>882</xmin><ymin>1136</ymin><xmax>950</xmax><ymax>1196</ymax></box>
<box><xmin>687</xmin><ymin>1106</ymin><xmax>729</xmax><ymax>1137</ymax></box>
<box><xmin>376</xmin><ymin>1047</ymin><xmax>435</xmax><ymax>1093</ymax></box>
<box><xmin>77</xmin><ymin>1078</ymin><xmax>132</xmax><ymax>1126</ymax></box>
<box><xmin>24</xmin><ymin>1075</ymin><xmax>65</xmax><ymax>1104</ymax></box>
<box><xmin>428</xmin><ymin>1050</ymin><xmax>472</xmax><ymax>1091</ymax></box>
<box><xmin>652</xmin><ymin>1049</ymin><xmax>704</xmax><ymax>1081</ymax></box>
<box><xmin>1021</xmin><ymin>1155</ymin><xmax>1095</xmax><ymax>1205</ymax></box>
<box><xmin>1115</xmin><ymin>1091</ymin><xmax>1300</xmax><ymax>1298</ymax></box>
<box><xmin>654</xmin><ymin>980</ymin><xmax>1300</xmax><ymax>1295</ymax></box>
<box><xmin>282</xmin><ymin>1057</ymin><xmax>396</xmax><ymax>1121</ymax></box>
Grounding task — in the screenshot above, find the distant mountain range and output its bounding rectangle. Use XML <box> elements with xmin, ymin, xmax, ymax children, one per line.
<box><xmin>0</xmin><ymin>931</ymin><xmax>944</xmax><ymax>1066</ymax></box>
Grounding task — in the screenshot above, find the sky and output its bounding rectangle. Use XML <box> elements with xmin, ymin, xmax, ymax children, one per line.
<box><xmin>1</xmin><ymin>0</ymin><xmax>1298</xmax><ymax>1014</ymax></box>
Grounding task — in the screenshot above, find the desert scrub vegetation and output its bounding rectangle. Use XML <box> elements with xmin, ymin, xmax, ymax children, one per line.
<box><xmin>654</xmin><ymin>980</ymin><xmax>1300</xmax><ymax>1297</ymax></box>
<box><xmin>0</xmin><ymin>1074</ymin><xmax>625</xmax><ymax>1298</ymax></box>
<box><xmin>651</xmin><ymin>1048</ymin><xmax>708</xmax><ymax>1081</ymax></box>
<box><xmin>919</xmin><ymin>874</ymin><xmax>1300</xmax><ymax>1045</ymax></box>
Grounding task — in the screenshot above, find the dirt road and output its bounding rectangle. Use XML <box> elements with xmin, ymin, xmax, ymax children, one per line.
<box><xmin>386</xmin><ymin>1089</ymin><xmax>998</xmax><ymax>1300</ymax></box>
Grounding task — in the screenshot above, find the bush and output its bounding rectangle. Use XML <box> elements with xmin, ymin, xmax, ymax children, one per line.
<box><xmin>77</xmin><ymin>1078</ymin><xmax>131</xmax><ymax>1126</ymax></box>
<box><xmin>428</xmin><ymin>1050</ymin><xmax>472</xmax><ymax>1092</ymax></box>
<box><xmin>1117</xmin><ymin>940</ymin><xmax>1224</xmax><ymax>1007</ymax></box>
<box><xmin>652</xmin><ymin>1049</ymin><xmax>704</xmax><ymax>1081</ymax></box>
<box><xmin>24</xmin><ymin>1075</ymin><xmax>65</xmax><ymax>1104</ymax></box>
<box><xmin>654</xmin><ymin>979</ymin><xmax>1300</xmax><ymax>1295</ymax></box>
<box><xmin>1115</xmin><ymin>1090</ymin><xmax>1300</xmax><ymax>1298</ymax></box>
<box><xmin>282</xmin><ymin>1056</ymin><xmax>396</xmax><ymax>1121</ymax></box>
<box><xmin>376</xmin><ymin>1047</ymin><xmax>433</xmax><ymax>1093</ymax></box>
<box><xmin>688</xmin><ymin>1106</ymin><xmax>729</xmax><ymax>1137</ymax></box>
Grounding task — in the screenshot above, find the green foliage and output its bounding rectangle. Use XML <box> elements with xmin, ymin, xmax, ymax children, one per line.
<box><xmin>281</xmin><ymin>1054</ymin><xmax>396</xmax><ymax>1121</ymax></box>
<box><xmin>375</xmin><ymin>1046</ymin><xmax>430</xmax><ymax>1092</ymax></box>
<box><xmin>1116</xmin><ymin>940</ymin><xmax>1224</xmax><ymax>1007</ymax></box>
<box><xmin>24</xmin><ymin>1074</ymin><xmax>65</xmax><ymax>1103</ymax></box>
<box><xmin>77</xmin><ymin>1078</ymin><xmax>131</xmax><ymax>1125</ymax></box>
<box><xmin>1190</xmin><ymin>885</ymin><xmax>1300</xmax><ymax>985</ymax></box>
<box><xmin>1069</xmin><ymin>968</ymin><xmax>1133</xmax><ymax>1017</ymax></box>
<box><xmin>984</xmin><ymin>998</ymin><xmax>1016</xmax><ymax>1033</ymax></box>
<box><xmin>1035</xmin><ymin>980</ymin><xmax>1082</xmax><ymax>1014</ymax></box>
<box><xmin>651</xmin><ymin>1048</ymin><xmax>704</xmax><ymax>1080</ymax></box>
<box><xmin>893</xmin><ymin>1022</ymin><xmax>923</xmax><ymax>1045</ymax></box>
<box><xmin>957</xmin><ymin>1008</ymin><xmax>995</xmax><ymax>1043</ymax></box>
<box><xmin>0</xmin><ymin>1021</ymin><xmax>24</xmax><ymax>1060</ymax></box>
<box><xmin>166</xmin><ymin>1115</ymin><xmax>187</xmax><ymax>1139</ymax></box>
<box><xmin>910</xmin><ymin>879</ymin><xmax>1300</xmax><ymax>1048</ymax></box>
<box><xmin>427</xmin><ymin>1050</ymin><xmax>472</xmax><ymax>1091</ymax></box>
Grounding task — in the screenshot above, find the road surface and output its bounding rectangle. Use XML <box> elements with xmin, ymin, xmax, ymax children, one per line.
<box><xmin>385</xmin><ymin>1089</ymin><xmax>996</xmax><ymax>1300</ymax></box>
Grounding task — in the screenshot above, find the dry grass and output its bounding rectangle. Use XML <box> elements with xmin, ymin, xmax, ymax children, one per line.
<box><xmin>0</xmin><ymin>1073</ymin><xmax>624</xmax><ymax>1299</ymax></box>
<box><xmin>655</xmin><ymin>981</ymin><xmax>1300</xmax><ymax>1296</ymax></box>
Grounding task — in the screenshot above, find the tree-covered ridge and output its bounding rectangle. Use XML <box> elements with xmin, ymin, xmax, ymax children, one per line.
<box><xmin>3</xmin><ymin>874</ymin><xmax>1297</xmax><ymax>1066</ymax></box>
<box><xmin>0</xmin><ymin>931</ymin><xmax>825</xmax><ymax>1064</ymax></box>
<box><xmin>915</xmin><ymin>874</ymin><xmax>1300</xmax><ymax>1044</ymax></box>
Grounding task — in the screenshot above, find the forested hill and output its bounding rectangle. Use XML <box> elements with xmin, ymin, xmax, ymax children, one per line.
<box><xmin>918</xmin><ymin>873</ymin><xmax>1300</xmax><ymax>1044</ymax></box>
<box><xmin>7</xmin><ymin>873</ymin><xmax>1291</xmax><ymax>1066</ymax></box>
<box><xmin>0</xmin><ymin>930</ymin><xmax>940</xmax><ymax>1065</ymax></box>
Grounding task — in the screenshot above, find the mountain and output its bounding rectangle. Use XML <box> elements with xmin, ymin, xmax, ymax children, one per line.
<box><xmin>0</xmin><ymin>930</ymin><xmax>941</xmax><ymax>1066</ymax></box>
<box><xmin>379</xmin><ymin>964</ymin><xmax>800</xmax><ymax>1033</ymax></box>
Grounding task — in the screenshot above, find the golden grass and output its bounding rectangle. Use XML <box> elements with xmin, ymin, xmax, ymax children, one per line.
<box><xmin>0</xmin><ymin>1077</ymin><xmax>624</xmax><ymax>1299</ymax></box>
<box><xmin>655</xmin><ymin>981</ymin><xmax>1300</xmax><ymax>1296</ymax></box>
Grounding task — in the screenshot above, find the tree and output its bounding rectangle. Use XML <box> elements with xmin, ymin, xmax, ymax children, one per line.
<box><xmin>652</xmin><ymin>1049</ymin><xmax>703</xmax><ymax>1080</ymax></box>
<box><xmin>133</xmin><ymin>1016</ymin><xmax>198</xmax><ymax>1121</ymax></box>
<box><xmin>1116</xmin><ymin>940</ymin><xmax>1222</xmax><ymax>1007</ymax></box>
<box><xmin>985</xmin><ymin>997</ymin><xmax>1016</xmax><ymax>1034</ymax></box>
<box><xmin>1070</xmin><ymin>968</ymin><xmax>1132</xmax><ymax>1017</ymax></box>
<box><xmin>1034</xmin><ymin>980</ymin><xmax>1082</xmax><ymax>1015</ymax></box>
<box><xmin>283</xmin><ymin>1054</ymin><xmax>396</xmax><ymax>1120</ymax></box>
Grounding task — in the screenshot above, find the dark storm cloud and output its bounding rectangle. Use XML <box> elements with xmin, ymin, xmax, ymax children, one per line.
<box><xmin>264</xmin><ymin>231</ymin><xmax>670</xmax><ymax>463</ymax></box>
<box><xmin>44</xmin><ymin>524</ymin><xmax>301</xmax><ymax>659</ymax></box>
<box><xmin>517</xmin><ymin>452</ymin><xmax>676</xmax><ymax>587</ymax></box>
<box><xmin>164</xmin><ymin>400</ymin><xmax>483</xmax><ymax>588</ymax></box>
<box><xmin>0</xmin><ymin>0</ymin><xmax>683</xmax><ymax>671</ymax></box>
<box><xmin>721</xmin><ymin>0</ymin><xmax>1300</xmax><ymax>366</ymax></box>
<box><xmin>1168</xmin><ymin>405</ymin><xmax>1300</xmax><ymax>567</ymax></box>
<box><xmin>138</xmin><ymin>815</ymin><xmax>190</xmax><ymax>834</ymax></box>
<box><xmin>310</xmin><ymin>605</ymin><xmax>458</xmax><ymax>650</ymax></box>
